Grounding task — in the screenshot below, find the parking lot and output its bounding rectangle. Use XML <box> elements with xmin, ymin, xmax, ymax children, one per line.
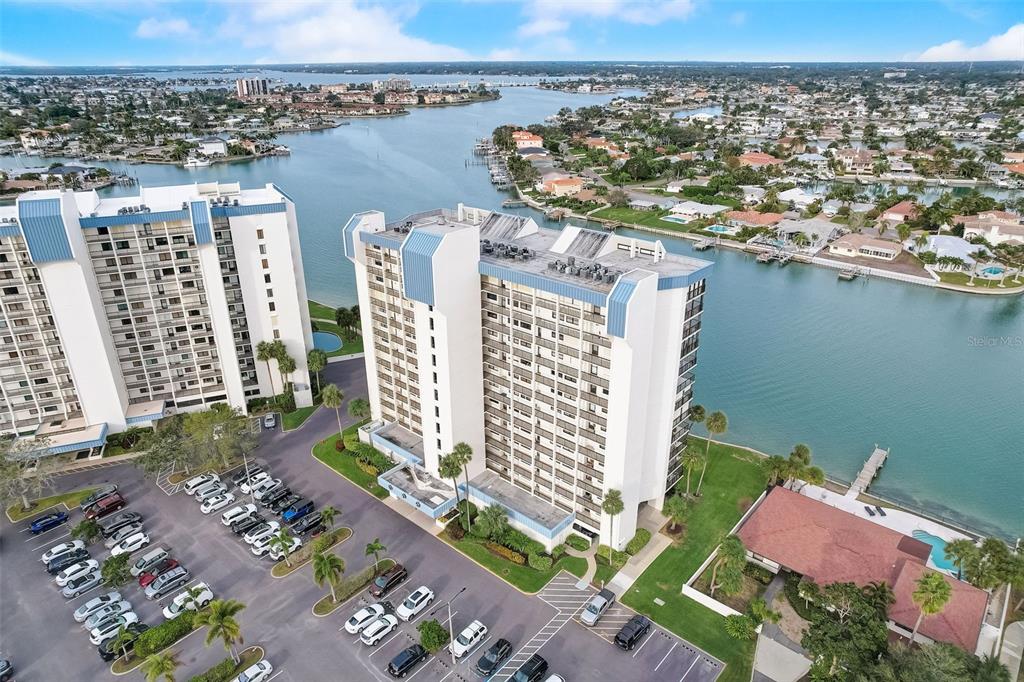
<box><xmin>1</xmin><ymin>360</ymin><xmax>722</xmax><ymax>682</ymax></box>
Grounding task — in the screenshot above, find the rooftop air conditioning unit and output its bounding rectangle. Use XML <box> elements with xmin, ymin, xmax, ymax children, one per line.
<box><xmin>567</xmin><ymin>256</ymin><xmax>576</xmax><ymax>266</ymax></box>
<box><xmin>233</xmin><ymin>199</ymin><xmax>239</xmax><ymax>206</ymax></box>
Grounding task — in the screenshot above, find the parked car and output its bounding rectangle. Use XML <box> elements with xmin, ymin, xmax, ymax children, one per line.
<box><xmin>614</xmin><ymin>614</ymin><xmax>652</xmax><ymax>650</ymax></box>
<box><xmin>74</xmin><ymin>591</ymin><xmax>123</xmax><ymax>622</ymax></box>
<box><xmin>46</xmin><ymin>548</ymin><xmax>91</xmax><ymax>575</ymax></box>
<box><xmin>104</xmin><ymin>522</ymin><xmax>144</xmax><ymax>548</ymax></box>
<box><xmin>542</xmin><ymin>675</ymin><xmax>565</xmax><ymax>682</ymax></box>
<box><xmin>230</xmin><ymin>465</ymin><xmax>265</xmax><ymax>489</ymax></box>
<box><xmin>396</xmin><ymin>586</ymin><xmax>434</xmax><ymax>622</ymax></box>
<box><xmin>79</xmin><ymin>484</ymin><xmax>119</xmax><ymax>511</ymax></box>
<box><xmin>580</xmin><ymin>588</ymin><xmax>615</xmax><ymax>627</ymax></box>
<box><xmin>369</xmin><ymin>563</ymin><xmax>408</xmax><ymax>598</ymax></box>
<box><xmin>388</xmin><ymin>644</ymin><xmax>428</xmax><ymax>678</ymax></box>
<box><xmin>345</xmin><ymin>604</ymin><xmax>385</xmax><ymax>634</ymax></box>
<box><xmin>0</xmin><ymin>658</ymin><xmax>12</xmax><ymax>682</ymax></box>
<box><xmin>56</xmin><ymin>559</ymin><xmax>100</xmax><ymax>587</ymax></box>
<box><xmin>249</xmin><ymin>532</ymin><xmax>283</xmax><ymax>557</ymax></box>
<box><xmin>262</xmin><ymin>413</ymin><xmax>277</xmax><ymax>429</ymax></box>
<box><xmin>110</xmin><ymin>530</ymin><xmax>150</xmax><ymax>557</ymax></box>
<box><xmin>144</xmin><ymin>565</ymin><xmax>190</xmax><ymax>600</ymax></box>
<box><xmin>62</xmin><ymin>569</ymin><xmax>103</xmax><ymax>598</ymax></box>
<box><xmin>266</xmin><ymin>536</ymin><xmax>302</xmax><ymax>561</ymax></box>
<box><xmin>89</xmin><ymin>612</ymin><xmax>139</xmax><ymax>646</ymax></box>
<box><xmin>201</xmin><ymin>492</ymin><xmax>236</xmax><ymax>514</ymax></box>
<box><xmin>100</xmin><ymin>511</ymin><xmax>143</xmax><ymax>538</ymax></box>
<box><xmin>360</xmin><ymin>614</ymin><xmax>399</xmax><ymax>646</ymax></box>
<box><xmin>281</xmin><ymin>498</ymin><xmax>314</xmax><ymax>523</ymax></box>
<box><xmin>251</xmin><ymin>478</ymin><xmax>283</xmax><ymax>502</ymax></box>
<box><xmin>195</xmin><ymin>482</ymin><xmax>228</xmax><ymax>502</ymax></box>
<box><xmin>475</xmin><ymin>638</ymin><xmax>513</xmax><ymax>677</ymax></box>
<box><xmin>97</xmin><ymin>623</ymin><xmax>148</xmax><ymax>661</ymax></box>
<box><xmin>40</xmin><ymin>539</ymin><xmax>85</xmax><ymax>564</ymax></box>
<box><xmin>511</xmin><ymin>654</ymin><xmax>548</xmax><ymax>682</ymax></box>
<box><xmin>30</xmin><ymin>511</ymin><xmax>68</xmax><ymax>534</ymax></box>
<box><xmin>84</xmin><ymin>493</ymin><xmax>126</xmax><ymax>520</ymax></box>
<box><xmin>239</xmin><ymin>471</ymin><xmax>271</xmax><ymax>494</ymax></box>
<box><xmin>83</xmin><ymin>600</ymin><xmax>132</xmax><ymax>630</ymax></box>
<box><xmin>232</xmin><ymin>659</ymin><xmax>272</xmax><ymax>682</ymax></box>
<box><xmin>451</xmin><ymin>620</ymin><xmax>488</xmax><ymax>658</ymax></box>
<box><xmin>138</xmin><ymin>558</ymin><xmax>180</xmax><ymax>588</ymax></box>
<box><xmin>231</xmin><ymin>514</ymin><xmax>266</xmax><ymax>536</ymax></box>
<box><xmin>290</xmin><ymin>510</ymin><xmax>325</xmax><ymax>537</ymax></box>
<box><xmin>183</xmin><ymin>473</ymin><xmax>220</xmax><ymax>496</ymax></box>
<box><xmin>243</xmin><ymin>521</ymin><xmax>280</xmax><ymax>546</ymax></box>
<box><xmin>130</xmin><ymin>547</ymin><xmax>170</xmax><ymax>577</ymax></box>
<box><xmin>221</xmin><ymin>504</ymin><xmax>257</xmax><ymax>527</ymax></box>
<box><xmin>162</xmin><ymin>582</ymin><xmax>213</xmax><ymax>619</ymax></box>
<box><xmin>270</xmin><ymin>493</ymin><xmax>301</xmax><ymax>514</ymax></box>
<box><xmin>260</xmin><ymin>486</ymin><xmax>292</xmax><ymax>510</ymax></box>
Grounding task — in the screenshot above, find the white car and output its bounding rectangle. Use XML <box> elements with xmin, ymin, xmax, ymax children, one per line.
<box><xmin>183</xmin><ymin>473</ymin><xmax>221</xmax><ymax>495</ymax></box>
<box><xmin>344</xmin><ymin>604</ymin><xmax>385</xmax><ymax>634</ymax></box>
<box><xmin>450</xmin><ymin>620</ymin><xmax>488</xmax><ymax>658</ymax></box>
<box><xmin>195</xmin><ymin>482</ymin><xmax>228</xmax><ymax>502</ymax></box>
<box><xmin>251</xmin><ymin>478</ymin><xmax>282</xmax><ymax>501</ymax></box>
<box><xmin>55</xmin><ymin>559</ymin><xmax>100</xmax><ymax>587</ymax></box>
<box><xmin>163</xmin><ymin>582</ymin><xmax>214</xmax><ymax>620</ymax></box>
<box><xmin>89</xmin><ymin>612</ymin><xmax>139</xmax><ymax>646</ymax></box>
<box><xmin>233</xmin><ymin>659</ymin><xmax>273</xmax><ymax>682</ymax></box>
<box><xmin>267</xmin><ymin>536</ymin><xmax>302</xmax><ymax>561</ymax></box>
<box><xmin>83</xmin><ymin>600</ymin><xmax>132</xmax><ymax>630</ymax></box>
<box><xmin>360</xmin><ymin>614</ymin><xmax>398</xmax><ymax>646</ymax></box>
<box><xmin>41</xmin><ymin>540</ymin><xmax>86</xmax><ymax>565</ymax></box>
<box><xmin>201</xmin><ymin>492</ymin><xmax>236</xmax><ymax>514</ymax></box>
<box><xmin>239</xmin><ymin>471</ymin><xmax>271</xmax><ymax>494</ymax></box>
<box><xmin>396</xmin><ymin>586</ymin><xmax>435</xmax><ymax>621</ymax></box>
<box><xmin>263</xmin><ymin>413</ymin><xmax>277</xmax><ymax>429</ymax></box>
<box><xmin>243</xmin><ymin>521</ymin><xmax>280</xmax><ymax>546</ymax></box>
<box><xmin>104</xmin><ymin>522</ymin><xmax>144</xmax><ymax>548</ymax></box>
<box><xmin>73</xmin><ymin>591</ymin><xmax>123</xmax><ymax>622</ymax></box>
<box><xmin>110</xmin><ymin>531</ymin><xmax>150</xmax><ymax>557</ymax></box>
<box><xmin>221</xmin><ymin>504</ymin><xmax>257</xmax><ymax>527</ymax></box>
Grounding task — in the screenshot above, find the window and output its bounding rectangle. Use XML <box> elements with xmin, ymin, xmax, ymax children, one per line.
<box><xmin>264</xmin><ymin>274</ymin><xmax>271</xmax><ymax>284</ymax></box>
<box><xmin>258</xmin><ymin>244</ymin><xmax>266</xmax><ymax>255</ymax></box>
<box><xmin>266</xmin><ymin>289</ymin><xmax>273</xmax><ymax>298</ymax></box>
<box><xmin>261</xmin><ymin>259</ymin><xmax>269</xmax><ymax>269</ymax></box>
<box><xmin>273</xmin><ymin>328</ymin><xmax>280</xmax><ymax>339</ymax></box>
<box><xmin>257</xmin><ymin>229</ymin><xmax>264</xmax><ymax>239</ymax></box>
<box><xmin>268</xmin><ymin>302</ymin><xmax>276</xmax><ymax>312</ymax></box>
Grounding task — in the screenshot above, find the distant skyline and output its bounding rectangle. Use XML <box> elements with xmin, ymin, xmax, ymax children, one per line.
<box><xmin>1</xmin><ymin>1</ymin><xmax>1023</xmax><ymax>67</ymax></box>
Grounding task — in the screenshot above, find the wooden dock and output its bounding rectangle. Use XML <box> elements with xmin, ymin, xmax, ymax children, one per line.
<box><xmin>846</xmin><ymin>445</ymin><xmax>890</xmax><ymax>498</ymax></box>
<box><xmin>694</xmin><ymin>237</ymin><xmax>716</xmax><ymax>251</ymax></box>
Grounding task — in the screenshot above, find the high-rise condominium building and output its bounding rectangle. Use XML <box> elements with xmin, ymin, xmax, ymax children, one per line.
<box><xmin>235</xmin><ymin>78</ymin><xmax>269</xmax><ymax>98</ymax></box>
<box><xmin>344</xmin><ymin>205</ymin><xmax>711</xmax><ymax>550</ymax></box>
<box><xmin>0</xmin><ymin>182</ymin><xmax>312</xmax><ymax>460</ymax></box>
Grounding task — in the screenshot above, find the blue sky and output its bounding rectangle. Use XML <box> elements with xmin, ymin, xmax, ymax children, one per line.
<box><xmin>1</xmin><ymin>1</ymin><xmax>1022</xmax><ymax>66</ymax></box>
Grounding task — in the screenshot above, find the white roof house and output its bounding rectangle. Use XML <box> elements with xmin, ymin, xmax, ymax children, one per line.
<box><xmin>669</xmin><ymin>201</ymin><xmax>730</xmax><ymax>219</ymax></box>
<box><xmin>777</xmin><ymin>187</ymin><xmax>822</xmax><ymax>209</ymax></box>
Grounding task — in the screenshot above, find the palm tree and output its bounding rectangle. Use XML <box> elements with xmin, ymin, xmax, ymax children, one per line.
<box><xmin>268</xmin><ymin>528</ymin><xmax>297</xmax><ymax>567</ymax></box>
<box><xmin>321</xmin><ymin>384</ymin><xmax>344</xmax><ymax>439</ymax></box>
<box><xmin>319</xmin><ymin>505</ymin><xmax>339</xmax><ymax>532</ymax></box>
<box><xmin>365</xmin><ymin>538</ymin><xmax>386</xmax><ymax>576</ymax></box>
<box><xmin>477</xmin><ymin>504</ymin><xmax>509</xmax><ymax>540</ymax></box>
<box><xmin>110</xmin><ymin>625</ymin><xmax>136</xmax><ymax>663</ymax></box>
<box><xmin>680</xmin><ymin>446</ymin><xmax>704</xmax><ymax>496</ymax></box>
<box><xmin>601</xmin><ymin>489</ymin><xmax>624</xmax><ymax>561</ymax></box>
<box><xmin>195</xmin><ymin>599</ymin><xmax>246</xmax><ymax>664</ymax></box>
<box><xmin>709</xmin><ymin>535</ymin><xmax>746</xmax><ymax>598</ymax></box>
<box><xmin>255</xmin><ymin>341</ymin><xmax>277</xmax><ymax>398</ymax></box>
<box><xmin>968</xmin><ymin>249</ymin><xmax>989</xmax><ymax>285</ymax></box>
<box><xmin>348</xmin><ymin>398</ymin><xmax>370</xmax><ymax>421</ymax></box>
<box><xmin>695</xmin><ymin>410</ymin><xmax>728</xmax><ymax>496</ymax></box>
<box><xmin>306</xmin><ymin>349</ymin><xmax>327</xmax><ymax>394</ymax></box>
<box><xmin>862</xmin><ymin>580</ymin><xmax>895</xmax><ymax>617</ymax></box>
<box><xmin>141</xmin><ymin>651</ymin><xmax>180</xmax><ymax>682</ymax></box>
<box><xmin>662</xmin><ymin>493</ymin><xmax>690</xmax><ymax>532</ymax></box>
<box><xmin>439</xmin><ymin>453</ymin><xmax>464</xmax><ymax>517</ymax></box>
<box><xmin>277</xmin><ymin>354</ymin><xmax>297</xmax><ymax>392</ymax></box>
<box><xmin>910</xmin><ymin>571</ymin><xmax>952</xmax><ymax>642</ymax></box>
<box><xmin>312</xmin><ymin>551</ymin><xmax>345</xmax><ymax>603</ymax></box>
<box><xmin>452</xmin><ymin>442</ymin><xmax>474</xmax><ymax>531</ymax></box>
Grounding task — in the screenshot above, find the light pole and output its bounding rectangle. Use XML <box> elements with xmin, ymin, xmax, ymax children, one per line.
<box><xmin>428</xmin><ymin>586</ymin><xmax>466</xmax><ymax>667</ymax></box>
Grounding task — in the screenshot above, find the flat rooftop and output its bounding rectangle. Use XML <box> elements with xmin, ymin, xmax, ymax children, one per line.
<box><xmin>469</xmin><ymin>469</ymin><xmax>573</xmax><ymax>532</ymax></box>
<box><xmin>374</xmin><ymin>422</ymin><xmax>426</xmax><ymax>463</ymax></box>
<box><xmin>380</xmin><ymin>463</ymin><xmax>456</xmax><ymax>510</ymax></box>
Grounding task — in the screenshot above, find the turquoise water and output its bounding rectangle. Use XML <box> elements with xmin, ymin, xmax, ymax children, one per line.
<box><xmin>4</xmin><ymin>84</ymin><xmax>1021</xmax><ymax>539</ymax></box>
<box><xmin>312</xmin><ymin>331</ymin><xmax>342</xmax><ymax>352</ymax></box>
<box><xmin>981</xmin><ymin>266</ymin><xmax>1005</xmax><ymax>276</ymax></box>
<box><xmin>661</xmin><ymin>215</ymin><xmax>688</xmax><ymax>224</ymax></box>
<box><xmin>707</xmin><ymin>225</ymin><xmax>733</xmax><ymax>234</ymax></box>
<box><xmin>912</xmin><ymin>531</ymin><xmax>958</xmax><ymax>572</ymax></box>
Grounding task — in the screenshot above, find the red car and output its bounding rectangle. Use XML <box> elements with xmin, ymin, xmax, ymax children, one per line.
<box><xmin>138</xmin><ymin>558</ymin><xmax>180</xmax><ymax>588</ymax></box>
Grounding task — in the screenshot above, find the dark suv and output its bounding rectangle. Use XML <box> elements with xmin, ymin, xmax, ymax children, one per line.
<box><xmin>231</xmin><ymin>514</ymin><xmax>265</xmax><ymax>536</ymax></box>
<box><xmin>369</xmin><ymin>563</ymin><xmax>408</xmax><ymax>598</ymax></box>
<box><xmin>47</xmin><ymin>548</ymin><xmax>91</xmax><ymax>574</ymax></box>
<box><xmin>387</xmin><ymin>644</ymin><xmax>428</xmax><ymax>678</ymax></box>
<box><xmin>291</xmin><ymin>511</ymin><xmax>325</xmax><ymax>537</ymax></box>
<box><xmin>510</xmin><ymin>654</ymin><xmax>547</xmax><ymax>682</ymax></box>
<box><xmin>231</xmin><ymin>466</ymin><xmax>265</xmax><ymax>488</ymax></box>
<box><xmin>474</xmin><ymin>638</ymin><xmax>512</xmax><ymax>676</ymax></box>
<box><xmin>614</xmin><ymin>614</ymin><xmax>652</xmax><ymax>650</ymax></box>
<box><xmin>97</xmin><ymin>623</ymin><xmax>149</xmax><ymax>661</ymax></box>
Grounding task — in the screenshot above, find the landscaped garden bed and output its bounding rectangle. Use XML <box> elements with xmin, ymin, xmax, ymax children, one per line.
<box><xmin>313</xmin><ymin>559</ymin><xmax>396</xmax><ymax>616</ymax></box>
<box><xmin>186</xmin><ymin>646</ymin><xmax>264</xmax><ymax>682</ymax></box>
<box><xmin>271</xmin><ymin>527</ymin><xmax>352</xmax><ymax>578</ymax></box>
<box><xmin>5</xmin><ymin>487</ymin><xmax>98</xmax><ymax>522</ymax></box>
<box><xmin>311</xmin><ymin>421</ymin><xmax>388</xmax><ymax>499</ymax></box>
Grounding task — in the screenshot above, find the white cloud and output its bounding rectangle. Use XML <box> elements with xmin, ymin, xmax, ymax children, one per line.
<box><xmin>135</xmin><ymin>17</ymin><xmax>195</xmax><ymax>39</ymax></box>
<box><xmin>917</xmin><ymin>23</ymin><xmax>1024</xmax><ymax>61</ymax></box>
<box><xmin>729</xmin><ymin>11</ymin><xmax>747</xmax><ymax>26</ymax></box>
<box><xmin>0</xmin><ymin>50</ymin><xmax>48</xmax><ymax>67</ymax></box>
<box><xmin>517</xmin><ymin>0</ymin><xmax>697</xmax><ymax>38</ymax></box>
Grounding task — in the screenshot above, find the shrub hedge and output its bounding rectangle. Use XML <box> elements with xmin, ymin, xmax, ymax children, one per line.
<box><xmin>596</xmin><ymin>545</ymin><xmax>629</xmax><ymax>569</ymax></box>
<box><xmin>135</xmin><ymin>610</ymin><xmax>196</xmax><ymax>658</ymax></box>
<box><xmin>527</xmin><ymin>553</ymin><xmax>553</xmax><ymax>571</ymax></box>
<box><xmin>187</xmin><ymin>656</ymin><xmax>235</xmax><ymax>682</ymax></box>
<box><xmin>743</xmin><ymin>562</ymin><xmax>774</xmax><ymax>585</ymax></box>
<box><xmin>485</xmin><ymin>541</ymin><xmax>526</xmax><ymax>565</ymax></box>
<box><xmin>625</xmin><ymin>528</ymin><xmax>652</xmax><ymax>556</ymax></box>
<box><xmin>566</xmin><ymin>534</ymin><xmax>591</xmax><ymax>552</ymax></box>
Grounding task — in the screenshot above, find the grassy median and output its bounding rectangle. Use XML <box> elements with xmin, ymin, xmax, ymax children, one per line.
<box><xmin>6</xmin><ymin>487</ymin><xmax>98</xmax><ymax>522</ymax></box>
<box><xmin>311</xmin><ymin>422</ymin><xmax>388</xmax><ymax>499</ymax></box>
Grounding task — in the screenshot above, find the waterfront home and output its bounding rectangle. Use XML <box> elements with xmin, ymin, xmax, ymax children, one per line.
<box><xmin>512</xmin><ymin>130</ymin><xmax>544</xmax><ymax>149</ymax></box>
<box><xmin>1004</xmin><ymin>162</ymin><xmax>1024</xmax><ymax>176</ymax></box>
<box><xmin>834</xmin><ymin>147</ymin><xmax>877</xmax><ymax>174</ymax></box>
<box><xmin>829</xmin><ymin>233</ymin><xmax>903</xmax><ymax>261</ymax></box>
<box><xmin>792</xmin><ymin>152</ymin><xmax>828</xmax><ymax>171</ymax></box>
<box><xmin>737</xmin><ymin>151</ymin><xmax>784</xmax><ymax>168</ymax></box>
<box><xmin>737</xmin><ymin>487</ymin><xmax>990</xmax><ymax>654</ymax></box>
<box><xmin>195</xmin><ymin>136</ymin><xmax>228</xmax><ymax>156</ymax></box>
<box><xmin>774</xmin><ymin>217</ymin><xmax>842</xmax><ymax>250</ymax></box>
<box><xmin>739</xmin><ymin>185</ymin><xmax>767</xmax><ymax>204</ymax></box>
<box><xmin>724</xmin><ymin>210</ymin><xmax>783</xmax><ymax>228</ymax></box>
<box><xmin>669</xmin><ymin>200</ymin><xmax>730</xmax><ymax>219</ymax></box>
<box><xmin>956</xmin><ymin>211</ymin><xmax>1024</xmax><ymax>246</ymax></box>
<box><xmin>821</xmin><ymin>199</ymin><xmax>874</xmax><ymax>217</ymax></box>
<box><xmin>582</xmin><ymin>136</ymin><xmax>619</xmax><ymax>153</ymax></box>
<box><xmin>539</xmin><ymin>176</ymin><xmax>584</xmax><ymax>197</ymax></box>
<box><xmin>906</xmin><ymin>234</ymin><xmax>988</xmax><ymax>271</ymax></box>
<box><xmin>777</xmin><ymin>187</ymin><xmax>821</xmax><ymax>210</ymax></box>
<box><xmin>517</xmin><ymin>146</ymin><xmax>550</xmax><ymax>161</ymax></box>
<box><xmin>880</xmin><ymin>200</ymin><xmax>919</xmax><ymax>224</ymax></box>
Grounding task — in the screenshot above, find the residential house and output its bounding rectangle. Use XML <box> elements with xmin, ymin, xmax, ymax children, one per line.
<box><xmin>196</xmin><ymin>137</ymin><xmax>228</xmax><ymax>156</ymax></box>
<box><xmin>829</xmin><ymin>233</ymin><xmax>903</xmax><ymax>261</ymax></box>
<box><xmin>737</xmin><ymin>151</ymin><xmax>784</xmax><ymax>169</ymax></box>
<box><xmin>512</xmin><ymin>130</ymin><xmax>545</xmax><ymax>150</ymax></box>
<box><xmin>774</xmin><ymin>218</ymin><xmax>842</xmax><ymax>250</ymax></box>
<box><xmin>881</xmin><ymin>200</ymin><xmax>919</xmax><ymax>224</ymax></box>
<box><xmin>540</xmin><ymin>176</ymin><xmax>584</xmax><ymax>197</ymax></box>
<box><xmin>738</xmin><ymin>185</ymin><xmax>767</xmax><ymax>204</ymax></box>
<box><xmin>834</xmin><ymin>148</ymin><xmax>878</xmax><ymax>174</ymax></box>
<box><xmin>724</xmin><ymin>210</ymin><xmax>783</xmax><ymax>228</ymax></box>
<box><xmin>956</xmin><ymin>211</ymin><xmax>1024</xmax><ymax>246</ymax></box>
<box><xmin>669</xmin><ymin>201</ymin><xmax>730</xmax><ymax>220</ymax></box>
<box><xmin>777</xmin><ymin>187</ymin><xmax>821</xmax><ymax>210</ymax></box>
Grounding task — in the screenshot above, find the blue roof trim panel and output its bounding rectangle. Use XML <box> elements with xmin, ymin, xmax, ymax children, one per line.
<box><xmin>189</xmin><ymin>201</ymin><xmax>213</xmax><ymax>245</ymax></box>
<box><xmin>210</xmin><ymin>202</ymin><xmax>286</xmax><ymax>217</ymax></box>
<box><xmin>341</xmin><ymin>215</ymin><xmax>360</xmax><ymax>259</ymax></box>
<box><xmin>607</xmin><ymin>278</ymin><xmax>637</xmax><ymax>338</ymax></box>
<box><xmin>270</xmin><ymin>183</ymin><xmax>295</xmax><ymax>203</ymax></box>
<box><xmin>18</xmin><ymin>198</ymin><xmax>73</xmax><ymax>263</ymax></box>
<box><xmin>360</xmin><ymin>231</ymin><xmax>404</xmax><ymax>250</ymax></box>
<box><xmin>656</xmin><ymin>262</ymin><xmax>714</xmax><ymax>290</ymax></box>
<box><xmin>401</xmin><ymin>230</ymin><xmax>444</xmax><ymax>306</ymax></box>
<box><xmin>479</xmin><ymin>262</ymin><xmax>608</xmax><ymax>306</ymax></box>
<box><xmin>79</xmin><ymin>209</ymin><xmax>189</xmax><ymax>228</ymax></box>
<box><xmin>0</xmin><ymin>225</ymin><xmax>20</xmax><ymax>237</ymax></box>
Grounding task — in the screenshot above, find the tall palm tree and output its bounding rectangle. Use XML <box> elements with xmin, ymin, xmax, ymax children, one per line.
<box><xmin>255</xmin><ymin>341</ymin><xmax>277</xmax><ymax>398</ymax></box>
<box><xmin>680</xmin><ymin>446</ymin><xmax>704</xmax><ymax>496</ymax></box>
<box><xmin>312</xmin><ymin>551</ymin><xmax>345</xmax><ymax>603</ymax></box>
<box><xmin>477</xmin><ymin>504</ymin><xmax>509</xmax><ymax>540</ymax></box>
<box><xmin>662</xmin><ymin>493</ymin><xmax>690</xmax><ymax>532</ymax></box>
<box><xmin>439</xmin><ymin>453</ymin><xmax>464</xmax><ymax>517</ymax></box>
<box><xmin>968</xmin><ymin>249</ymin><xmax>989</xmax><ymax>285</ymax></box>
<box><xmin>365</xmin><ymin>538</ymin><xmax>386</xmax><ymax>576</ymax></box>
<box><xmin>141</xmin><ymin>651</ymin><xmax>180</xmax><ymax>682</ymax></box>
<box><xmin>268</xmin><ymin>528</ymin><xmax>297</xmax><ymax>567</ymax></box>
<box><xmin>319</xmin><ymin>505</ymin><xmax>339</xmax><ymax>532</ymax></box>
<box><xmin>195</xmin><ymin>599</ymin><xmax>246</xmax><ymax>664</ymax></box>
<box><xmin>695</xmin><ymin>410</ymin><xmax>728</xmax><ymax>496</ymax></box>
<box><xmin>348</xmin><ymin>398</ymin><xmax>370</xmax><ymax>421</ymax></box>
<box><xmin>910</xmin><ymin>571</ymin><xmax>951</xmax><ymax>642</ymax></box>
<box><xmin>277</xmin><ymin>354</ymin><xmax>297</xmax><ymax>392</ymax></box>
<box><xmin>321</xmin><ymin>384</ymin><xmax>344</xmax><ymax>439</ymax></box>
<box><xmin>306</xmin><ymin>349</ymin><xmax>327</xmax><ymax>395</ymax></box>
<box><xmin>601</xmin><ymin>489</ymin><xmax>624</xmax><ymax>562</ymax></box>
<box><xmin>110</xmin><ymin>625</ymin><xmax>136</xmax><ymax>664</ymax></box>
<box><xmin>452</xmin><ymin>442</ymin><xmax>474</xmax><ymax>531</ymax></box>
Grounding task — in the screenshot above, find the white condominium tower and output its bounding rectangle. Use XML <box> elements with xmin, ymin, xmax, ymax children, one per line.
<box><xmin>344</xmin><ymin>205</ymin><xmax>712</xmax><ymax>551</ymax></box>
<box><xmin>0</xmin><ymin>181</ymin><xmax>313</xmax><ymax>460</ymax></box>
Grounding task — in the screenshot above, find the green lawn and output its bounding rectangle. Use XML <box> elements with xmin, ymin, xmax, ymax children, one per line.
<box><xmin>441</xmin><ymin>533</ymin><xmax>588</xmax><ymax>593</ymax></box>
<box><xmin>312</xmin><ymin>319</ymin><xmax>364</xmax><ymax>358</ymax></box>
<box><xmin>590</xmin><ymin>206</ymin><xmax>692</xmax><ymax>232</ymax></box>
<box><xmin>282</xmin><ymin>392</ymin><xmax>322</xmax><ymax>431</ymax></box>
<box><xmin>621</xmin><ymin>439</ymin><xmax>768</xmax><ymax>682</ymax></box>
<box><xmin>593</xmin><ymin>555</ymin><xmax>619</xmax><ymax>587</ymax></box>
<box><xmin>311</xmin><ymin>421</ymin><xmax>389</xmax><ymax>499</ymax></box>
<box><xmin>936</xmin><ymin>271</ymin><xmax>1023</xmax><ymax>290</ymax></box>
<box><xmin>6</xmin><ymin>487</ymin><xmax>99</xmax><ymax>522</ymax></box>
<box><xmin>308</xmin><ymin>299</ymin><xmax>336</xmax><ymax>320</ymax></box>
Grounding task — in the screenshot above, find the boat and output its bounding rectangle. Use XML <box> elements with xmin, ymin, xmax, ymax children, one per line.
<box><xmin>756</xmin><ymin>252</ymin><xmax>775</xmax><ymax>263</ymax></box>
<box><xmin>838</xmin><ymin>267</ymin><xmax>859</xmax><ymax>281</ymax></box>
<box><xmin>183</xmin><ymin>157</ymin><xmax>211</xmax><ymax>169</ymax></box>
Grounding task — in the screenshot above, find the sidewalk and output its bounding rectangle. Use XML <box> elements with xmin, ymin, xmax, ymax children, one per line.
<box><xmin>1001</xmin><ymin>621</ymin><xmax>1023</xmax><ymax>682</ymax></box>
<box><xmin>564</xmin><ymin>543</ymin><xmax>597</xmax><ymax>589</ymax></box>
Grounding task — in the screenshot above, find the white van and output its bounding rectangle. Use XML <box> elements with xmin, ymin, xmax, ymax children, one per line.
<box><xmin>130</xmin><ymin>547</ymin><xmax>170</xmax><ymax>577</ymax></box>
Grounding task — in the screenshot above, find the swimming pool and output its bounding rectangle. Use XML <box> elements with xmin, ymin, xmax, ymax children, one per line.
<box><xmin>312</xmin><ymin>331</ymin><xmax>342</xmax><ymax>352</ymax></box>
<box><xmin>981</xmin><ymin>266</ymin><xmax>1005</xmax><ymax>276</ymax></box>
<box><xmin>912</xmin><ymin>530</ymin><xmax>958</xmax><ymax>572</ymax></box>
<box><xmin>661</xmin><ymin>215</ymin><xmax>689</xmax><ymax>224</ymax></box>
<box><xmin>707</xmin><ymin>224</ymin><xmax>733</xmax><ymax>234</ymax></box>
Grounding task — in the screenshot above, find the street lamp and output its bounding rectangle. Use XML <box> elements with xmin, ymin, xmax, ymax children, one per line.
<box><xmin>428</xmin><ymin>586</ymin><xmax>466</xmax><ymax>667</ymax></box>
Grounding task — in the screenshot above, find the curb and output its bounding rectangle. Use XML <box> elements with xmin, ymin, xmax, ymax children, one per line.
<box><xmin>310</xmin><ymin>557</ymin><xmax>395</xmax><ymax>618</ymax></box>
<box><xmin>270</xmin><ymin>527</ymin><xmax>353</xmax><ymax>580</ymax></box>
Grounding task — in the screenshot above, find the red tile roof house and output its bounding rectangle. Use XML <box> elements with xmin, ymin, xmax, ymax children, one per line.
<box><xmin>880</xmin><ymin>200</ymin><xmax>919</xmax><ymax>224</ymax></box>
<box><xmin>736</xmin><ymin>487</ymin><xmax>989</xmax><ymax>653</ymax></box>
<box><xmin>737</xmin><ymin>151</ymin><xmax>785</xmax><ymax>168</ymax></box>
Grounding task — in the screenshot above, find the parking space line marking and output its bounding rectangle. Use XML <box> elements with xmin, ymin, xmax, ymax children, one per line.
<box><xmin>367</xmin><ymin>631</ymin><xmax>402</xmax><ymax>657</ymax></box>
<box><xmin>655</xmin><ymin>642</ymin><xmax>678</xmax><ymax>671</ymax></box>
<box><xmin>632</xmin><ymin>628</ymin><xmax>656</xmax><ymax>658</ymax></box>
<box><xmin>26</xmin><ymin>528</ymin><xmax>70</xmax><ymax>544</ymax></box>
<box><xmin>404</xmin><ymin>658</ymin><xmax>433</xmax><ymax>681</ymax></box>
<box><xmin>679</xmin><ymin>656</ymin><xmax>699</xmax><ymax>681</ymax></box>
